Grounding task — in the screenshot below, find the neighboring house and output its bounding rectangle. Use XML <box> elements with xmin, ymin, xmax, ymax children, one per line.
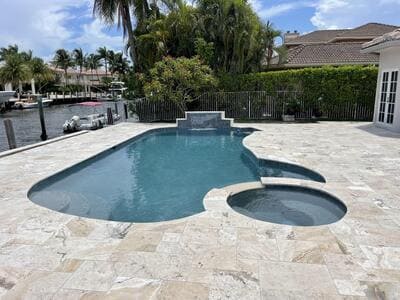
<box><xmin>271</xmin><ymin>23</ymin><xmax>399</xmax><ymax>68</ymax></box>
<box><xmin>361</xmin><ymin>29</ymin><xmax>400</xmax><ymax>132</ymax></box>
<box><xmin>50</xmin><ymin>67</ymin><xmax>113</xmax><ymax>91</ymax></box>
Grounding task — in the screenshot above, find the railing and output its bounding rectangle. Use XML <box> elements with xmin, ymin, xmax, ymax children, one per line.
<box><xmin>132</xmin><ymin>91</ymin><xmax>374</xmax><ymax>122</ymax></box>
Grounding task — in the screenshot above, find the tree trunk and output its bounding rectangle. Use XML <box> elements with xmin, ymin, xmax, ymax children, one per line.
<box><xmin>31</xmin><ymin>78</ymin><xmax>36</xmax><ymax>95</ymax></box>
<box><xmin>122</xmin><ymin>4</ymin><xmax>137</xmax><ymax>71</ymax></box>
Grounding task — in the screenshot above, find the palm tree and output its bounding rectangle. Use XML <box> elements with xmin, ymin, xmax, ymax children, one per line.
<box><xmin>109</xmin><ymin>52</ymin><xmax>130</xmax><ymax>75</ymax></box>
<box><xmin>97</xmin><ymin>46</ymin><xmax>110</xmax><ymax>77</ymax></box>
<box><xmin>0</xmin><ymin>44</ymin><xmax>19</xmax><ymax>61</ymax></box>
<box><xmin>93</xmin><ymin>0</ymin><xmax>137</xmax><ymax>68</ymax></box>
<box><xmin>85</xmin><ymin>54</ymin><xmax>103</xmax><ymax>81</ymax></box>
<box><xmin>0</xmin><ymin>53</ymin><xmax>30</xmax><ymax>97</ymax></box>
<box><xmin>29</xmin><ymin>57</ymin><xmax>53</xmax><ymax>94</ymax></box>
<box><xmin>73</xmin><ymin>48</ymin><xmax>86</xmax><ymax>90</ymax></box>
<box><xmin>264</xmin><ymin>21</ymin><xmax>281</xmax><ymax>68</ymax></box>
<box><xmin>53</xmin><ymin>49</ymin><xmax>74</xmax><ymax>87</ymax></box>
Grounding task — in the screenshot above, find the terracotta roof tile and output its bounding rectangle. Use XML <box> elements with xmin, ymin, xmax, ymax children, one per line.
<box><xmin>362</xmin><ymin>29</ymin><xmax>400</xmax><ymax>49</ymax></box>
<box><xmin>335</xmin><ymin>23</ymin><xmax>398</xmax><ymax>39</ymax></box>
<box><xmin>286</xmin><ymin>23</ymin><xmax>398</xmax><ymax>46</ymax></box>
<box><xmin>286</xmin><ymin>30</ymin><xmax>348</xmax><ymax>45</ymax></box>
<box><xmin>285</xmin><ymin>43</ymin><xmax>379</xmax><ymax>67</ymax></box>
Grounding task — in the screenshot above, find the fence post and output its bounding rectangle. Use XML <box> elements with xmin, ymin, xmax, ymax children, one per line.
<box><xmin>248</xmin><ymin>92</ymin><xmax>251</xmax><ymax>119</ymax></box>
<box><xmin>107</xmin><ymin>107</ymin><xmax>114</xmax><ymax>125</ymax></box>
<box><xmin>38</xmin><ymin>96</ymin><xmax>47</xmax><ymax>141</ymax></box>
<box><xmin>114</xmin><ymin>102</ymin><xmax>119</xmax><ymax>115</ymax></box>
<box><xmin>4</xmin><ymin>119</ymin><xmax>17</xmax><ymax>149</ymax></box>
<box><xmin>124</xmin><ymin>103</ymin><xmax>128</xmax><ymax>120</ymax></box>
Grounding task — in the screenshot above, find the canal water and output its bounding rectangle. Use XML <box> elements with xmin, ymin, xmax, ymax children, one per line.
<box><xmin>0</xmin><ymin>101</ymin><xmax>131</xmax><ymax>153</ymax></box>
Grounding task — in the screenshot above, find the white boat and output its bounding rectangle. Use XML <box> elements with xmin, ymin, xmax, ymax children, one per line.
<box><xmin>0</xmin><ymin>91</ymin><xmax>15</xmax><ymax>111</ymax></box>
<box><xmin>63</xmin><ymin>113</ymin><xmax>121</xmax><ymax>133</ymax></box>
<box><xmin>11</xmin><ymin>95</ymin><xmax>53</xmax><ymax>109</ymax></box>
<box><xmin>109</xmin><ymin>81</ymin><xmax>127</xmax><ymax>100</ymax></box>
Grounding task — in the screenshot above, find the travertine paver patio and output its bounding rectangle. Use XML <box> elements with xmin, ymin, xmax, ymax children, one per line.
<box><xmin>0</xmin><ymin>121</ymin><xmax>399</xmax><ymax>299</ymax></box>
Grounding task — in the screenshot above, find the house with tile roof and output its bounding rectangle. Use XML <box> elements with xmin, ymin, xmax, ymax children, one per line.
<box><xmin>270</xmin><ymin>23</ymin><xmax>399</xmax><ymax>69</ymax></box>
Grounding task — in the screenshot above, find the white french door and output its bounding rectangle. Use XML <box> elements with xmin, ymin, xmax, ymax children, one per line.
<box><xmin>378</xmin><ymin>70</ymin><xmax>398</xmax><ymax>124</ymax></box>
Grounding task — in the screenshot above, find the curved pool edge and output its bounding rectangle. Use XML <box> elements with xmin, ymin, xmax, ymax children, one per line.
<box><xmin>27</xmin><ymin>124</ymin><xmax>328</xmax><ymax>224</ymax></box>
<box><xmin>242</xmin><ymin>132</ymin><xmax>326</xmax><ymax>183</ymax></box>
<box><xmin>203</xmin><ymin>178</ymin><xmax>349</xmax><ymax>228</ymax></box>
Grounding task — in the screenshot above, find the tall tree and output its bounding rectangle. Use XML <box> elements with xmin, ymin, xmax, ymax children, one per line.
<box><xmin>85</xmin><ymin>54</ymin><xmax>103</xmax><ymax>81</ymax></box>
<box><xmin>93</xmin><ymin>0</ymin><xmax>137</xmax><ymax>68</ymax></box>
<box><xmin>72</xmin><ymin>48</ymin><xmax>86</xmax><ymax>90</ymax></box>
<box><xmin>264</xmin><ymin>21</ymin><xmax>281</xmax><ymax>68</ymax></box>
<box><xmin>53</xmin><ymin>49</ymin><xmax>74</xmax><ymax>87</ymax></box>
<box><xmin>29</xmin><ymin>57</ymin><xmax>53</xmax><ymax>93</ymax></box>
<box><xmin>0</xmin><ymin>53</ymin><xmax>30</xmax><ymax>95</ymax></box>
<box><xmin>97</xmin><ymin>46</ymin><xmax>110</xmax><ymax>76</ymax></box>
<box><xmin>0</xmin><ymin>44</ymin><xmax>19</xmax><ymax>61</ymax></box>
<box><xmin>109</xmin><ymin>52</ymin><xmax>130</xmax><ymax>75</ymax></box>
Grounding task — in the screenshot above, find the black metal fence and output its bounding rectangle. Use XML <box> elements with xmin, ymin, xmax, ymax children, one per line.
<box><xmin>132</xmin><ymin>91</ymin><xmax>374</xmax><ymax>122</ymax></box>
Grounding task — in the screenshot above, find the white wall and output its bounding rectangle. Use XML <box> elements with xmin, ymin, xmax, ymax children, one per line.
<box><xmin>374</xmin><ymin>46</ymin><xmax>400</xmax><ymax>132</ymax></box>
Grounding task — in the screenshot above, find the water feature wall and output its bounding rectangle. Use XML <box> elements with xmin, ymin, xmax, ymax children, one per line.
<box><xmin>177</xmin><ymin>111</ymin><xmax>233</xmax><ymax>129</ymax></box>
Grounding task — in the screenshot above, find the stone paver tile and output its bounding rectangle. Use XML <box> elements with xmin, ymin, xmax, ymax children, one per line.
<box><xmin>63</xmin><ymin>260</ymin><xmax>116</xmax><ymax>291</ymax></box>
<box><xmin>259</xmin><ymin>261</ymin><xmax>337</xmax><ymax>294</ymax></box>
<box><xmin>53</xmin><ymin>289</ymin><xmax>90</xmax><ymax>300</ymax></box>
<box><xmin>3</xmin><ymin>271</ymin><xmax>71</xmax><ymax>300</ymax></box>
<box><xmin>65</xmin><ymin>218</ymin><xmax>95</xmax><ymax>237</ymax></box>
<box><xmin>334</xmin><ymin>279</ymin><xmax>367</xmax><ymax>297</ymax></box>
<box><xmin>277</xmin><ymin>240</ymin><xmax>324</xmax><ymax>264</ymax></box>
<box><xmin>218</xmin><ymin>226</ymin><xmax>237</xmax><ymax>246</ymax></box>
<box><xmin>237</xmin><ymin>239</ymin><xmax>279</xmax><ymax>261</ymax></box>
<box><xmin>55</xmin><ymin>259</ymin><xmax>83</xmax><ymax>273</ymax></box>
<box><xmin>181</xmin><ymin>226</ymin><xmax>219</xmax><ymax>245</ymax></box>
<box><xmin>361</xmin><ymin>281</ymin><xmax>400</xmax><ymax>299</ymax></box>
<box><xmin>0</xmin><ymin>267</ymin><xmax>33</xmax><ymax>297</ymax></box>
<box><xmin>156</xmin><ymin>280</ymin><xmax>209</xmax><ymax>300</ymax></box>
<box><xmin>0</xmin><ymin>244</ymin><xmax>62</xmax><ymax>271</ymax></box>
<box><xmin>117</xmin><ymin>230</ymin><xmax>163</xmax><ymax>252</ymax></box>
<box><xmin>324</xmin><ymin>253</ymin><xmax>367</xmax><ymax>280</ymax></box>
<box><xmin>209</xmin><ymin>269</ymin><xmax>260</xmax><ymax>300</ymax></box>
<box><xmin>360</xmin><ymin>245</ymin><xmax>400</xmax><ymax>270</ymax></box>
<box><xmin>262</xmin><ymin>289</ymin><xmax>343</xmax><ymax>300</ymax></box>
<box><xmin>162</xmin><ymin>232</ymin><xmax>181</xmax><ymax>243</ymax></box>
<box><xmin>192</xmin><ymin>245</ymin><xmax>237</xmax><ymax>270</ymax></box>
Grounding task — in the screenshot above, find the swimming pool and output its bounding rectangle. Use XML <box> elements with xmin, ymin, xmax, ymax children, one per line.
<box><xmin>28</xmin><ymin>128</ymin><xmax>325</xmax><ymax>222</ymax></box>
<box><xmin>228</xmin><ymin>185</ymin><xmax>347</xmax><ymax>226</ymax></box>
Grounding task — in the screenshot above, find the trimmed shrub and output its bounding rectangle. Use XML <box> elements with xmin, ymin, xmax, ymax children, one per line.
<box><xmin>218</xmin><ymin>66</ymin><xmax>378</xmax><ymax>106</ymax></box>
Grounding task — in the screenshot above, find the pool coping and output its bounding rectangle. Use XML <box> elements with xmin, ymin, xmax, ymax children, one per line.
<box><xmin>0</xmin><ymin>130</ymin><xmax>89</xmax><ymax>158</ymax></box>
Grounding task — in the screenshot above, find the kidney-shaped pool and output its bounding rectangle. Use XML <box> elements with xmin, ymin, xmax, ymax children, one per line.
<box><xmin>28</xmin><ymin>128</ymin><xmax>325</xmax><ymax>222</ymax></box>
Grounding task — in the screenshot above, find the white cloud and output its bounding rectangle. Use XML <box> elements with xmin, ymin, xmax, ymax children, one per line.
<box><xmin>251</xmin><ymin>1</ymin><xmax>314</xmax><ymax>19</ymax></box>
<box><xmin>73</xmin><ymin>19</ymin><xmax>123</xmax><ymax>53</ymax></box>
<box><xmin>0</xmin><ymin>0</ymin><xmax>124</xmax><ymax>59</ymax></box>
<box><xmin>311</xmin><ymin>0</ymin><xmax>400</xmax><ymax>29</ymax></box>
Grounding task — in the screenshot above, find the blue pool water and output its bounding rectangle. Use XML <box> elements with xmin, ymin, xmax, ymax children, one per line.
<box><xmin>29</xmin><ymin>128</ymin><xmax>325</xmax><ymax>222</ymax></box>
<box><xmin>228</xmin><ymin>185</ymin><xmax>347</xmax><ymax>226</ymax></box>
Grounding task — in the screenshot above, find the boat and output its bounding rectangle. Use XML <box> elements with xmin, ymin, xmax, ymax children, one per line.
<box><xmin>0</xmin><ymin>91</ymin><xmax>15</xmax><ymax>112</ymax></box>
<box><xmin>63</xmin><ymin>113</ymin><xmax>121</xmax><ymax>133</ymax></box>
<box><xmin>107</xmin><ymin>81</ymin><xmax>128</xmax><ymax>101</ymax></box>
<box><xmin>11</xmin><ymin>94</ymin><xmax>53</xmax><ymax>109</ymax></box>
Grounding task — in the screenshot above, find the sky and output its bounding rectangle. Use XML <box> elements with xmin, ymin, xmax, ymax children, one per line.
<box><xmin>0</xmin><ymin>0</ymin><xmax>399</xmax><ymax>60</ymax></box>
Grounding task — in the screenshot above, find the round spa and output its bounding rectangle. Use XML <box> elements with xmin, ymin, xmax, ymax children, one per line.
<box><xmin>228</xmin><ymin>185</ymin><xmax>347</xmax><ymax>226</ymax></box>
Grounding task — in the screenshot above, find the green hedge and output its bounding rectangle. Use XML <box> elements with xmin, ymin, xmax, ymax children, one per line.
<box><xmin>218</xmin><ymin>66</ymin><xmax>378</xmax><ymax>105</ymax></box>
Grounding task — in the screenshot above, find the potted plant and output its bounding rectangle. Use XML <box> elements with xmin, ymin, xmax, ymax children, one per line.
<box><xmin>282</xmin><ymin>99</ymin><xmax>301</xmax><ymax>121</ymax></box>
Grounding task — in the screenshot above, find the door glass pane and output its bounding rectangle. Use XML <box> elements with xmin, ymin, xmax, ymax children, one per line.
<box><xmin>379</xmin><ymin>72</ymin><xmax>389</xmax><ymax>123</ymax></box>
<box><xmin>386</xmin><ymin>71</ymin><xmax>398</xmax><ymax>124</ymax></box>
